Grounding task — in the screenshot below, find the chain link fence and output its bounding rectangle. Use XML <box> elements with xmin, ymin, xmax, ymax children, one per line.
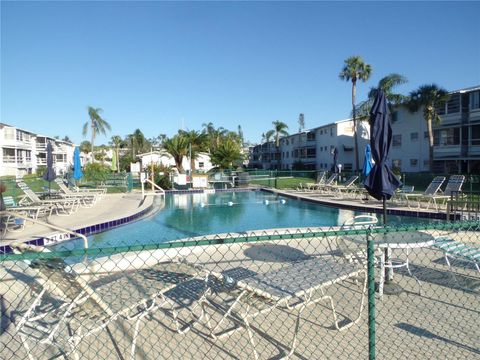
<box><xmin>1</xmin><ymin>221</ymin><xmax>479</xmax><ymax>359</ymax></box>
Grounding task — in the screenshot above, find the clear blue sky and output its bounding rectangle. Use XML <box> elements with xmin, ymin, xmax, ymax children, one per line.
<box><xmin>2</xmin><ymin>1</ymin><xmax>479</xmax><ymax>146</ymax></box>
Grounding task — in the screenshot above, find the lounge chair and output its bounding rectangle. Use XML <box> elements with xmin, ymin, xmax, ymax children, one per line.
<box><xmin>0</xmin><ymin>197</ymin><xmax>51</xmax><ymax>236</ymax></box>
<box><xmin>428</xmin><ymin>175</ymin><xmax>465</xmax><ymax>209</ymax></box>
<box><xmin>399</xmin><ymin>176</ymin><xmax>446</xmax><ymax>210</ymax></box>
<box><xmin>55</xmin><ymin>178</ymin><xmax>107</xmax><ymax>199</ymax></box>
<box><xmin>200</xmin><ymin>258</ymin><xmax>366</xmax><ymax>359</ymax></box>
<box><xmin>16</xmin><ymin>179</ymin><xmax>80</xmax><ymax>216</ymax></box>
<box><xmin>325</xmin><ymin>175</ymin><xmax>359</xmax><ymax>198</ymax></box>
<box><xmin>54</xmin><ymin>178</ymin><xmax>99</xmax><ymax>207</ymax></box>
<box><xmin>312</xmin><ymin>173</ymin><xmax>338</xmax><ymax>193</ymax></box>
<box><xmin>433</xmin><ymin>236</ymin><xmax>480</xmax><ymax>274</ymax></box>
<box><xmin>14</xmin><ymin>249</ymin><xmax>188</xmax><ymax>360</ymax></box>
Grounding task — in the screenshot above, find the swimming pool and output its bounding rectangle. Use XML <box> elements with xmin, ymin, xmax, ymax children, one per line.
<box><xmin>54</xmin><ymin>190</ymin><xmax>432</xmax><ymax>250</ymax></box>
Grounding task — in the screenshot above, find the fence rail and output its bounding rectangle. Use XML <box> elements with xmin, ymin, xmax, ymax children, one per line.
<box><xmin>1</xmin><ymin>220</ymin><xmax>478</xmax><ymax>359</ymax></box>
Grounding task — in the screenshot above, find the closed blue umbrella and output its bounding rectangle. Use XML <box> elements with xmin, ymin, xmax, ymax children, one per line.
<box><xmin>362</xmin><ymin>144</ymin><xmax>373</xmax><ymax>177</ymax></box>
<box><xmin>43</xmin><ymin>142</ymin><xmax>56</xmax><ymax>195</ymax></box>
<box><xmin>73</xmin><ymin>147</ymin><xmax>83</xmax><ymax>181</ymax></box>
<box><xmin>331</xmin><ymin>147</ymin><xmax>339</xmax><ymax>173</ymax></box>
<box><xmin>363</xmin><ymin>90</ymin><xmax>402</xmax><ymax>209</ymax></box>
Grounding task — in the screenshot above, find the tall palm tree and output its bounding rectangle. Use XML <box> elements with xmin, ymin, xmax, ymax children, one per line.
<box><xmin>339</xmin><ymin>56</ymin><xmax>372</xmax><ymax>171</ymax></box>
<box><xmin>110</xmin><ymin>135</ymin><xmax>122</xmax><ymax>173</ymax></box>
<box><xmin>271</xmin><ymin>120</ymin><xmax>289</xmax><ymax>169</ymax></box>
<box><xmin>162</xmin><ymin>134</ymin><xmax>190</xmax><ymax>173</ymax></box>
<box><xmin>82</xmin><ymin>107</ymin><xmax>111</xmax><ymax>163</ymax></box>
<box><xmin>407</xmin><ymin>84</ymin><xmax>450</xmax><ymax>172</ymax></box>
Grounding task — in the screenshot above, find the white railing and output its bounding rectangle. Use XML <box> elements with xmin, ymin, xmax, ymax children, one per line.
<box><xmin>2</xmin><ymin>156</ymin><xmax>32</xmax><ymax>164</ymax></box>
<box><xmin>141</xmin><ymin>178</ymin><xmax>165</xmax><ymax>197</ymax></box>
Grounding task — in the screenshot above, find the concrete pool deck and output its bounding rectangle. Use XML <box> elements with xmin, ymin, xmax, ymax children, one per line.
<box><xmin>0</xmin><ymin>193</ymin><xmax>156</xmax><ymax>250</ymax></box>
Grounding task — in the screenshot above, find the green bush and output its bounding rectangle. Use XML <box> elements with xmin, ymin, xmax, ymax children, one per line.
<box><xmin>36</xmin><ymin>166</ymin><xmax>47</xmax><ymax>177</ymax></box>
<box><xmin>83</xmin><ymin>163</ymin><xmax>110</xmax><ymax>183</ymax></box>
<box><xmin>151</xmin><ymin>164</ymin><xmax>173</xmax><ymax>190</ymax></box>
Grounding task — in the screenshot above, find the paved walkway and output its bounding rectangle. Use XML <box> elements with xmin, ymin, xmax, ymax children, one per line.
<box><xmin>0</xmin><ymin>193</ymin><xmax>155</xmax><ymax>246</ymax></box>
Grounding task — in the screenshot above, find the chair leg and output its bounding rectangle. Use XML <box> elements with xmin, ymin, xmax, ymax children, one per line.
<box><xmin>405</xmin><ymin>258</ymin><xmax>422</xmax><ymax>295</ymax></box>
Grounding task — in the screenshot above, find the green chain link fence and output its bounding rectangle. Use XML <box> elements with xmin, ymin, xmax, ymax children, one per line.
<box><xmin>1</xmin><ymin>220</ymin><xmax>479</xmax><ymax>359</ymax></box>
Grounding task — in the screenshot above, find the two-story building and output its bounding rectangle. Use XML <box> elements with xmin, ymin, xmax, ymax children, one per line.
<box><xmin>0</xmin><ymin>123</ymin><xmax>76</xmax><ymax>177</ymax></box>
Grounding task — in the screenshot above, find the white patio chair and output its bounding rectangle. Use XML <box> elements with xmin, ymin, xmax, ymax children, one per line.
<box><xmin>15</xmin><ymin>252</ymin><xmax>182</xmax><ymax>360</ymax></box>
<box><xmin>16</xmin><ymin>179</ymin><xmax>80</xmax><ymax>216</ymax></box>
<box><xmin>54</xmin><ymin>179</ymin><xmax>99</xmax><ymax>207</ymax></box>
<box><xmin>399</xmin><ymin>176</ymin><xmax>446</xmax><ymax>210</ymax></box>
<box><xmin>433</xmin><ymin>236</ymin><xmax>480</xmax><ymax>274</ymax></box>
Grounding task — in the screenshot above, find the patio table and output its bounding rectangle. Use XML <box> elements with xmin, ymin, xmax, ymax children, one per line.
<box><xmin>344</xmin><ymin>231</ymin><xmax>435</xmax><ymax>297</ymax></box>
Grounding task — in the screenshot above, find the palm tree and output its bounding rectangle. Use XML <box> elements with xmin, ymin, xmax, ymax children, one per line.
<box><xmin>162</xmin><ymin>134</ymin><xmax>190</xmax><ymax>173</ymax></box>
<box><xmin>211</xmin><ymin>138</ymin><xmax>243</xmax><ymax>169</ymax></box>
<box><xmin>82</xmin><ymin>107</ymin><xmax>111</xmax><ymax>163</ymax></box>
<box><xmin>339</xmin><ymin>56</ymin><xmax>372</xmax><ymax>171</ymax></box>
<box><xmin>179</xmin><ymin>130</ymin><xmax>208</xmax><ymax>172</ymax></box>
<box><xmin>110</xmin><ymin>135</ymin><xmax>122</xmax><ymax>173</ymax></box>
<box><xmin>407</xmin><ymin>84</ymin><xmax>450</xmax><ymax>172</ymax></box>
<box><xmin>356</xmin><ymin>73</ymin><xmax>408</xmax><ymax>121</ymax></box>
<box><xmin>271</xmin><ymin>120</ymin><xmax>289</xmax><ymax>169</ymax></box>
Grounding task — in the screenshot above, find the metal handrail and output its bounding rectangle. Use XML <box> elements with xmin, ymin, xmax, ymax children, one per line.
<box><xmin>141</xmin><ymin>178</ymin><xmax>165</xmax><ymax>197</ymax></box>
<box><xmin>1</xmin><ymin>210</ymin><xmax>89</xmax><ymax>249</ymax></box>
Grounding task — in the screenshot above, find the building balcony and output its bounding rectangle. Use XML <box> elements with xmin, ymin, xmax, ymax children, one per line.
<box><xmin>1</xmin><ymin>156</ymin><xmax>33</xmax><ymax>166</ymax></box>
<box><xmin>1</xmin><ymin>138</ymin><xmax>33</xmax><ymax>149</ymax></box>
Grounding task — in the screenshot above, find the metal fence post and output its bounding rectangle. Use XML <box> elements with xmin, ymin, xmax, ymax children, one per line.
<box><xmin>367</xmin><ymin>228</ymin><xmax>376</xmax><ymax>360</ymax></box>
<box><xmin>127</xmin><ymin>172</ymin><xmax>133</xmax><ymax>193</ymax></box>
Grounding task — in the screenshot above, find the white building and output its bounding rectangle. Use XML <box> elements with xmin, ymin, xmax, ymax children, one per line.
<box><xmin>137</xmin><ymin>151</ymin><xmax>214</xmax><ymax>173</ymax></box>
<box><xmin>0</xmin><ymin>123</ymin><xmax>76</xmax><ymax>177</ymax></box>
<box><xmin>249</xmin><ymin>85</ymin><xmax>480</xmax><ymax>174</ymax></box>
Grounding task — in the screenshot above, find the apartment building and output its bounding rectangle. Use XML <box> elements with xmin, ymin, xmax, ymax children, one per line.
<box><xmin>249</xmin><ymin>85</ymin><xmax>480</xmax><ymax>174</ymax></box>
<box><xmin>249</xmin><ymin>118</ymin><xmax>369</xmax><ymax>172</ymax></box>
<box><xmin>0</xmin><ymin>123</ymin><xmax>76</xmax><ymax>177</ymax></box>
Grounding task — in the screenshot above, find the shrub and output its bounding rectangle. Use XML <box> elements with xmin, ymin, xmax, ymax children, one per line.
<box><xmin>36</xmin><ymin>166</ymin><xmax>47</xmax><ymax>177</ymax></box>
<box><xmin>83</xmin><ymin>163</ymin><xmax>110</xmax><ymax>183</ymax></box>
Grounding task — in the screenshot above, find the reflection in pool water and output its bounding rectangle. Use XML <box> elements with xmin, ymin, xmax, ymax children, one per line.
<box><xmin>53</xmin><ymin>190</ymin><xmax>433</xmax><ymax>250</ymax></box>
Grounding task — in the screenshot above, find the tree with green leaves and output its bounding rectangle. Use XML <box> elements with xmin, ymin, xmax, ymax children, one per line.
<box><xmin>407</xmin><ymin>84</ymin><xmax>450</xmax><ymax>171</ymax></box>
<box><xmin>82</xmin><ymin>107</ymin><xmax>111</xmax><ymax>163</ymax></box>
<box><xmin>79</xmin><ymin>140</ymin><xmax>91</xmax><ymax>154</ymax></box>
<box><xmin>356</xmin><ymin>73</ymin><xmax>408</xmax><ymax>120</ymax></box>
<box><xmin>179</xmin><ymin>130</ymin><xmax>208</xmax><ymax>172</ymax></box>
<box><xmin>339</xmin><ymin>56</ymin><xmax>372</xmax><ymax>171</ymax></box>
<box><xmin>202</xmin><ymin>122</ymin><xmax>228</xmax><ymax>153</ymax></box>
<box><xmin>211</xmin><ymin>138</ymin><xmax>243</xmax><ymax>169</ymax></box>
<box><xmin>162</xmin><ymin>134</ymin><xmax>190</xmax><ymax>173</ymax></box>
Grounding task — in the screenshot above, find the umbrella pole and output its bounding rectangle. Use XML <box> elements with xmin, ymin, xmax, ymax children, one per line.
<box><xmin>382</xmin><ymin>195</ymin><xmax>402</xmax><ymax>295</ymax></box>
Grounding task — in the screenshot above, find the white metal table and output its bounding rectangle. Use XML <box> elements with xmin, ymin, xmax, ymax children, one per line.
<box><xmin>344</xmin><ymin>231</ymin><xmax>435</xmax><ymax>297</ymax></box>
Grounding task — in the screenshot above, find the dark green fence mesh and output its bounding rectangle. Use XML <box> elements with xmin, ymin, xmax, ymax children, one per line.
<box><xmin>1</xmin><ymin>221</ymin><xmax>479</xmax><ymax>359</ymax></box>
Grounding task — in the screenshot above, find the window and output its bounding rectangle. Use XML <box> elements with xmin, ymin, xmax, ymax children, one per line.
<box><xmin>424</xmin><ymin>131</ymin><xmax>429</xmax><ymax>139</ymax></box>
<box><xmin>291</xmin><ymin>138</ymin><xmax>294</xmax><ymax>144</ymax></box>
<box><xmin>423</xmin><ymin>160</ymin><xmax>429</xmax><ymax>167</ymax></box>
<box><xmin>324</xmin><ymin>146</ymin><xmax>327</xmax><ymax>151</ymax></box>
<box><xmin>4</xmin><ymin>128</ymin><xmax>14</xmax><ymax>140</ymax></box>
<box><xmin>470</xmin><ymin>90</ymin><xmax>480</xmax><ymax>110</ymax></box>
<box><xmin>410</xmin><ymin>132</ymin><xmax>418</xmax><ymax>141</ymax></box>
<box><xmin>410</xmin><ymin>159</ymin><xmax>418</xmax><ymax>167</ymax></box>
<box><xmin>471</xmin><ymin>125</ymin><xmax>480</xmax><ymax>145</ymax></box>
<box><xmin>343</xmin><ymin>163</ymin><xmax>352</xmax><ymax>171</ymax></box>
<box><xmin>392</xmin><ymin>135</ymin><xmax>402</xmax><ymax>146</ymax></box>
<box><xmin>446</xmin><ymin>94</ymin><xmax>460</xmax><ymax>114</ymax></box>
<box><xmin>286</xmin><ymin>152</ymin><xmax>289</xmax><ymax>158</ymax></box>
<box><xmin>306</xmin><ymin>148</ymin><xmax>316</xmax><ymax>158</ymax></box>
<box><xmin>320</xmin><ymin>130</ymin><xmax>323</xmax><ymax>135</ymax></box>
<box><xmin>434</xmin><ymin>128</ymin><xmax>460</xmax><ymax>146</ymax></box>
<box><xmin>392</xmin><ymin>159</ymin><xmax>401</xmax><ymax>170</ymax></box>
<box><xmin>286</xmin><ymin>140</ymin><xmax>289</xmax><ymax>145</ymax></box>
<box><xmin>307</xmin><ymin>132</ymin><xmax>316</xmax><ymax>141</ymax></box>
<box><xmin>391</xmin><ymin>111</ymin><xmax>398</xmax><ymax>123</ymax></box>
<box><xmin>435</xmin><ymin>101</ymin><xmax>446</xmax><ymax>115</ymax></box>
<box><xmin>198</xmin><ymin>162</ymin><xmax>204</xmax><ymax>168</ymax></box>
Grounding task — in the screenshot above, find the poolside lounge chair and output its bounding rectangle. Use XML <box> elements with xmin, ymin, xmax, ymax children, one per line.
<box><xmin>14</xmin><ymin>250</ymin><xmax>184</xmax><ymax>360</ymax></box>
<box><xmin>428</xmin><ymin>175</ymin><xmax>465</xmax><ymax>209</ymax></box>
<box><xmin>200</xmin><ymin>258</ymin><xmax>366</xmax><ymax>359</ymax></box>
<box><xmin>399</xmin><ymin>176</ymin><xmax>446</xmax><ymax>210</ymax></box>
<box><xmin>54</xmin><ymin>178</ymin><xmax>99</xmax><ymax>207</ymax></box>
<box><xmin>0</xmin><ymin>197</ymin><xmax>51</xmax><ymax>236</ymax></box>
<box><xmin>68</xmin><ymin>180</ymin><xmax>107</xmax><ymax>198</ymax></box>
<box><xmin>325</xmin><ymin>175</ymin><xmax>359</xmax><ymax>198</ymax></box>
<box><xmin>433</xmin><ymin>236</ymin><xmax>480</xmax><ymax>274</ymax></box>
<box><xmin>16</xmin><ymin>179</ymin><xmax>80</xmax><ymax>216</ymax></box>
<box><xmin>312</xmin><ymin>173</ymin><xmax>338</xmax><ymax>193</ymax></box>
<box><xmin>303</xmin><ymin>171</ymin><xmax>327</xmax><ymax>191</ymax></box>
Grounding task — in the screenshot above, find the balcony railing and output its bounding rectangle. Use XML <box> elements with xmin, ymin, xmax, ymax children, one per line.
<box><xmin>1</xmin><ymin>155</ymin><xmax>32</xmax><ymax>165</ymax></box>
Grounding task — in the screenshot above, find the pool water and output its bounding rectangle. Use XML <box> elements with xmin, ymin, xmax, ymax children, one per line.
<box><xmin>54</xmin><ymin>190</ymin><xmax>431</xmax><ymax>250</ymax></box>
